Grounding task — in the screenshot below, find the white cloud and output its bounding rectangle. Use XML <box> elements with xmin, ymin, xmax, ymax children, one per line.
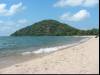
<box><xmin>83</xmin><ymin>0</ymin><xmax>99</xmax><ymax>7</ymax></box>
<box><xmin>0</xmin><ymin>19</ymin><xmax>32</xmax><ymax>36</ymax></box>
<box><xmin>60</xmin><ymin>9</ymin><xmax>90</xmax><ymax>22</ymax></box>
<box><xmin>0</xmin><ymin>2</ymin><xmax>25</xmax><ymax>16</ymax></box>
<box><xmin>0</xmin><ymin>4</ymin><xmax>7</xmax><ymax>14</ymax></box>
<box><xmin>18</xmin><ymin>19</ymin><xmax>28</xmax><ymax>24</ymax></box>
<box><xmin>54</xmin><ymin>0</ymin><xmax>99</xmax><ymax>7</ymax></box>
<box><xmin>0</xmin><ymin>20</ymin><xmax>3</xmax><ymax>23</ymax></box>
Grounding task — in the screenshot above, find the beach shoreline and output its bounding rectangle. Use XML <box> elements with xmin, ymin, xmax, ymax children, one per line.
<box><xmin>0</xmin><ymin>36</ymin><xmax>99</xmax><ymax>74</ymax></box>
<box><xmin>0</xmin><ymin>36</ymin><xmax>90</xmax><ymax>69</ymax></box>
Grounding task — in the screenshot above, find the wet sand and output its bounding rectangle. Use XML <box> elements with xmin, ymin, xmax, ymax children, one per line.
<box><xmin>0</xmin><ymin>36</ymin><xmax>99</xmax><ymax>74</ymax></box>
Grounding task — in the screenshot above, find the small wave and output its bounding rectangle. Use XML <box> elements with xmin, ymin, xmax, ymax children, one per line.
<box><xmin>32</xmin><ymin>47</ymin><xmax>59</xmax><ymax>54</ymax></box>
<box><xmin>21</xmin><ymin>47</ymin><xmax>59</xmax><ymax>55</ymax></box>
<box><xmin>21</xmin><ymin>38</ymin><xmax>90</xmax><ymax>55</ymax></box>
<box><xmin>21</xmin><ymin>45</ymin><xmax>71</xmax><ymax>55</ymax></box>
<box><xmin>21</xmin><ymin>51</ymin><xmax>32</xmax><ymax>55</ymax></box>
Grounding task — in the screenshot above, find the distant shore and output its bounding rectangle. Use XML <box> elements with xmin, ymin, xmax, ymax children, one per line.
<box><xmin>0</xmin><ymin>36</ymin><xmax>99</xmax><ymax>74</ymax></box>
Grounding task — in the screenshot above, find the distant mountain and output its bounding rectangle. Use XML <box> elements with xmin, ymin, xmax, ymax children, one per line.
<box><xmin>11</xmin><ymin>20</ymin><xmax>99</xmax><ymax>36</ymax></box>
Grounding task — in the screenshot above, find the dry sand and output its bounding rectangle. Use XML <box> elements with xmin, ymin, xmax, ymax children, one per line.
<box><xmin>0</xmin><ymin>36</ymin><xmax>99</xmax><ymax>74</ymax></box>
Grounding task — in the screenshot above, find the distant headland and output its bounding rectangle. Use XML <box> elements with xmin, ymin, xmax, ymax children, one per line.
<box><xmin>11</xmin><ymin>20</ymin><xmax>99</xmax><ymax>36</ymax></box>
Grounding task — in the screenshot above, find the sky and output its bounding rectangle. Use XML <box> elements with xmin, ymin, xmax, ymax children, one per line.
<box><xmin>0</xmin><ymin>0</ymin><xmax>99</xmax><ymax>36</ymax></box>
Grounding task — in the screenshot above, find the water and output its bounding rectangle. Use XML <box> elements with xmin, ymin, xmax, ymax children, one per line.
<box><xmin>0</xmin><ymin>36</ymin><xmax>90</xmax><ymax>68</ymax></box>
<box><xmin>0</xmin><ymin>36</ymin><xmax>88</xmax><ymax>56</ymax></box>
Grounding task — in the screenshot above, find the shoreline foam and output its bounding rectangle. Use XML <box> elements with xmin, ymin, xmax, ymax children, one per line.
<box><xmin>22</xmin><ymin>37</ymin><xmax>91</xmax><ymax>55</ymax></box>
<box><xmin>0</xmin><ymin>36</ymin><xmax>99</xmax><ymax>74</ymax></box>
<box><xmin>0</xmin><ymin>36</ymin><xmax>89</xmax><ymax>69</ymax></box>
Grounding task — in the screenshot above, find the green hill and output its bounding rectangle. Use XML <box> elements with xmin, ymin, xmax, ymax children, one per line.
<box><xmin>11</xmin><ymin>20</ymin><xmax>99</xmax><ymax>36</ymax></box>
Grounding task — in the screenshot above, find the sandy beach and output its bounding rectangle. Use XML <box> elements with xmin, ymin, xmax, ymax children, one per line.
<box><xmin>0</xmin><ymin>36</ymin><xmax>99</xmax><ymax>74</ymax></box>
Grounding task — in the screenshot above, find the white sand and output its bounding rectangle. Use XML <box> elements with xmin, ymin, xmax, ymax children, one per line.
<box><xmin>0</xmin><ymin>36</ymin><xmax>99</xmax><ymax>74</ymax></box>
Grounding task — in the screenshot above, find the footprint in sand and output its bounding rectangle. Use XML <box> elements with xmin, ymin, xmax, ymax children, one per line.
<box><xmin>15</xmin><ymin>64</ymin><xmax>20</xmax><ymax>67</ymax></box>
<box><xmin>79</xmin><ymin>70</ymin><xmax>88</xmax><ymax>74</ymax></box>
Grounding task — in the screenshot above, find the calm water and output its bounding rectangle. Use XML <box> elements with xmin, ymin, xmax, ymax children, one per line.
<box><xmin>0</xmin><ymin>36</ymin><xmax>90</xmax><ymax>68</ymax></box>
<box><xmin>0</xmin><ymin>36</ymin><xmax>88</xmax><ymax>57</ymax></box>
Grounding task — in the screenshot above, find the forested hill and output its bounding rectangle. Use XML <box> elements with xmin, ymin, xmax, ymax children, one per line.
<box><xmin>11</xmin><ymin>20</ymin><xmax>99</xmax><ymax>36</ymax></box>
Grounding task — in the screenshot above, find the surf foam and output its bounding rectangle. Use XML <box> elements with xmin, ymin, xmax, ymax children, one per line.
<box><xmin>21</xmin><ymin>37</ymin><xmax>90</xmax><ymax>55</ymax></box>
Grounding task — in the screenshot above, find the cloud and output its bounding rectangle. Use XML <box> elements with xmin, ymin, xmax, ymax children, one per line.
<box><xmin>60</xmin><ymin>9</ymin><xmax>90</xmax><ymax>22</ymax></box>
<box><xmin>83</xmin><ymin>0</ymin><xmax>99</xmax><ymax>7</ymax></box>
<box><xmin>0</xmin><ymin>2</ymin><xmax>26</xmax><ymax>16</ymax></box>
<box><xmin>0</xmin><ymin>20</ymin><xmax>3</xmax><ymax>23</ymax></box>
<box><xmin>0</xmin><ymin>21</ymin><xmax>16</xmax><ymax>36</ymax></box>
<box><xmin>0</xmin><ymin>19</ymin><xmax>31</xmax><ymax>36</ymax></box>
<box><xmin>54</xmin><ymin>0</ymin><xmax>99</xmax><ymax>7</ymax></box>
<box><xmin>17</xmin><ymin>19</ymin><xmax>28</xmax><ymax>24</ymax></box>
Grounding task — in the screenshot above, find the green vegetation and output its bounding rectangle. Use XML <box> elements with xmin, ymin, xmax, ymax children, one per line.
<box><xmin>11</xmin><ymin>20</ymin><xmax>99</xmax><ymax>36</ymax></box>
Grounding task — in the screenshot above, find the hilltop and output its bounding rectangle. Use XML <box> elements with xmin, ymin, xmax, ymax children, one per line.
<box><xmin>11</xmin><ymin>20</ymin><xmax>99</xmax><ymax>36</ymax></box>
